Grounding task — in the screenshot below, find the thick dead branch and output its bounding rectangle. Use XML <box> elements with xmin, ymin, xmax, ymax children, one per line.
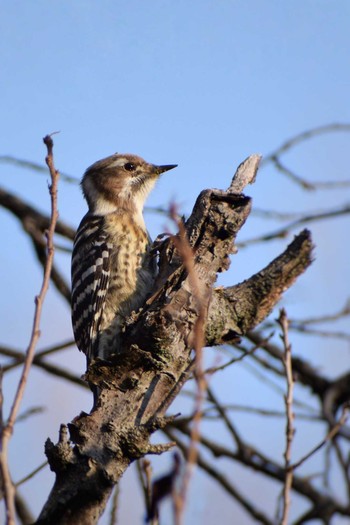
<box><xmin>206</xmin><ymin>229</ymin><xmax>313</xmax><ymax>344</ymax></box>
<box><xmin>35</xmin><ymin>155</ymin><xmax>313</xmax><ymax>524</ymax></box>
<box><xmin>0</xmin><ymin>187</ymin><xmax>75</xmax><ymax>240</ymax></box>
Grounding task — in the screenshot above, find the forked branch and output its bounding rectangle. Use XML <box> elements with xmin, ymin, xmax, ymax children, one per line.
<box><xmin>35</xmin><ymin>154</ymin><xmax>313</xmax><ymax>525</ymax></box>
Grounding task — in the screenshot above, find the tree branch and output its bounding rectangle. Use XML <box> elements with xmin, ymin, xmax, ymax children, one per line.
<box><xmin>35</xmin><ymin>155</ymin><xmax>313</xmax><ymax>524</ymax></box>
<box><xmin>206</xmin><ymin>229</ymin><xmax>313</xmax><ymax>344</ymax></box>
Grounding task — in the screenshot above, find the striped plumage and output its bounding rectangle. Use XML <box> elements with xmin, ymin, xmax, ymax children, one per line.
<box><xmin>71</xmin><ymin>153</ymin><xmax>177</xmax><ymax>365</ymax></box>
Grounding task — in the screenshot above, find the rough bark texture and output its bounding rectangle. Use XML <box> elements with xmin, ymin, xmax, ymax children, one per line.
<box><xmin>35</xmin><ymin>155</ymin><xmax>313</xmax><ymax>524</ymax></box>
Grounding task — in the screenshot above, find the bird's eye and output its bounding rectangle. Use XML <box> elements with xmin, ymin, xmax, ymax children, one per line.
<box><xmin>124</xmin><ymin>163</ymin><xmax>136</xmax><ymax>171</ymax></box>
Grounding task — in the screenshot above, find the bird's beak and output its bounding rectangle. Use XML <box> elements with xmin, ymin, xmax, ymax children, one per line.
<box><xmin>154</xmin><ymin>164</ymin><xmax>178</xmax><ymax>175</ymax></box>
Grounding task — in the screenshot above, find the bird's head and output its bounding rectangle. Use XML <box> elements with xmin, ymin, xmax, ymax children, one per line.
<box><xmin>81</xmin><ymin>153</ymin><xmax>177</xmax><ymax>215</ymax></box>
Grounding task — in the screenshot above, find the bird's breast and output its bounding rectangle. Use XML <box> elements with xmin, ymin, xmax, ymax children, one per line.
<box><xmin>104</xmin><ymin>212</ymin><xmax>155</xmax><ymax>310</ymax></box>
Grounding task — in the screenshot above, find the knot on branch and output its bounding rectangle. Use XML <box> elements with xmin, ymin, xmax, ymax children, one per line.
<box><xmin>45</xmin><ymin>437</ymin><xmax>76</xmax><ymax>474</ymax></box>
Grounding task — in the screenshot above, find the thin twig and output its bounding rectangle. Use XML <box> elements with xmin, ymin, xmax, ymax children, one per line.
<box><xmin>0</xmin><ymin>344</ymin><xmax>86</xmax><ymax>388</ymax></box>
<box><xmin>246</xmin><ymin>331</ymin><xmax>330</xmax><ymax>400</ymax></box>
<box><xmin>291</xmin><ymin>404</ymin><xmax>350</xmax><ymax>471</ymax></box>
<box><xmin>289</xmin><ymin>299</ymin><xmax>350</xmax><ymax>326</ymax></box>
<box><xmin>241</xmin><ymin>357</ymin><xmax>315</xmax><ymax>413</ymax></box>
<box><xmin>0</xmin><ymin>154</ymin><xmax>77</xmax><ymax>184</ymax></box>
<box><xmin>207</xmin><ymin>387</ymin><xmax>243</xmax><ymax>449</ymax></box>
<box><xmin>252</xmin><ymin>207</ymin><xmax>305</xmax><ymax>221</ymax></box>
<box><xmin>15</xmin><ymin>461</ymin><xmax>48</xmax><ymax>488</ymax></box>
<box><xmin>167</xmin><ymin>420</ymin><xmax>345</xmax><ymax>513</ymax></box>
<box><xmin>14</xmin><ymin>492</ymin><xmax>35</xmax><ymax>525</ymax></box>
<box><xmin>164</xmin><ymin>428</ymin><xmax>272</xmax><ymax>525</ymax></box>
<box><xmin>109</xmin><ymin>484</ymin><xmax>120</xmax><ymax>525</ymax></box>
<box><xmin>136</xmin><ymin>459</ymin><xmax>153</xmax><ymax>522</ymax></box>
<box><xmin>238</xmin><ymin>204</ymin><xmax>350</xmax><ymax>247</ymax></box>
<box><xmin>204</xmin><ymin>332</ymin><xmax>274</xmax><ymax>374</ymax></box>
<box><xmin>288</xmin><ymin>325</ymin><xmax>350</xmax><ymax>341</ymax></box>
<box><xmin>36</xmin><ymin>339</ymin><xmax>75</xmax><ymax>357</ymax></box>
<box><xmin>278</xmin><ymin>309</ymin><xmax>295</xmax><ymax>525</ymax></box>
<box><xmin>179</xmin><ymin>390</ymin><xmax>320</xmax><ymax>420</ymax></box>
<box><xmin>16</xmin><ymin>406</ymin><xmax>45</xmax><ymax>424</ymax></box>
<box><xmin>262</xmin><ymin>123</ymin><xmax>350</xmax><ymax>190</ymax></box>
<box><xmin>263</xmin><ymin>123</ymin><xmax>350</xmax><ymax>159</ymax></box>
<box><xmin>0</xmin><ymin>134</ymin><xmax>59</xmax><ymax>525</ymax></box>
<box><xmin>169</xmin><ymin>205</ymin><xmax>207</xmax><ymax>525</ymax></box>
<box><xmin>332</xmin><ymin>437</ymin><xmax>350</xmax><ymax>499</ymax></box>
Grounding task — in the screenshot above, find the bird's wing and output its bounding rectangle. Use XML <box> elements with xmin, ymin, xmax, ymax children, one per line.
<box><xmin>71</xmin><ymin>215</ymin><xmax>111</xmax><ymax>363</ymax></box>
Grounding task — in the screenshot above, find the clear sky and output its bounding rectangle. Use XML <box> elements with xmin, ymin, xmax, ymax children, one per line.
<box><xmin>1</xmin><ymin>1</ymin><xmax>350</xmax><ymax>523</ymax></box>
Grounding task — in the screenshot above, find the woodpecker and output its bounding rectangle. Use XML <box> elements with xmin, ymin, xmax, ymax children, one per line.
<box><xmin>71</xmin><ymin>153</ymin><xmax>177</xmax><ymax>365</ymax></box>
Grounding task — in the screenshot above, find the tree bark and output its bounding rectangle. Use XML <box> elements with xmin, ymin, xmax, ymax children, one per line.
<box><xmin>35</xmin><ymin>155</ymin><xmax>313</xmax><ymax>524</ymax></box>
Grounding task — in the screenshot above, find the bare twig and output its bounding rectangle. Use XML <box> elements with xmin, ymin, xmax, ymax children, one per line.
<box><xmin>204</xmin><ymin>332</ymin><xmax>274</xmax><ymax>375</ymax></box>
<box><xmin>209</xmin><ymin>403</ymin><xmax>320</xmax><ymax>421</ymax></box>
<box><xmin>207</xmin><ymin>387</ymin><xmax>243</xmax><ymax>449</ymax></box>
<box><xmin>0</xmin><ymin>154</ymin><xmax>77</xmax><ymax>184</ymax></box>
<box><xmin>0</xmin><ymin>134</ymin><xmax>59</xmax><ymax>525</ymax></box>
<box><xmin>278</xmin><ymin>309</ymin><xmax>295</xmax><ymax>525</ymax></box>
<box><xmin>168</xmin><ymin>413</ymin><xmax>350</xmax><ymax>520</ymax></box>
<box><xmin>169</xmin><ymin>206</ymin><xmax>207</xmax><ymax>524</ymax></box>
<box><xmin>246</xmin><ymin>331</ymin><xmax>330</xmax><ymax>397</ymax></box>
<box><xmin>240</xmin><ymin>356</ymin><xmax>315</xmax><ymax>414</ymax></box>
<box><xmin>0</xmin><ymin>344</ymin><xmax>86</xmax><ymax>388</ymax></box>
<box><xmin>136</xmin><ymin>459</ymin><xmax>153</xmax><ymax>522</ymax></box>
<box><xmin>15</xmin><ymin>461</ymin><xmax>48</xmax><ymax>488</ymax></box>
<box><xmin>238</xmin><ymin>204</ymin><xmax>350</xmax><ymax>247</ymax></box>
<box><xmin>252</xmin><ymin>207</ymin><xmax>305</xmax><ymax>221</ymax></box>
<box><xmin>180</xmin><ymin>388</ymin><xmax>320</xmax><ymax>420</ymax></box>
<box><xmin>16</xmin><ymin>407</ymin><xmax>45</xmax><ymax>424</ymax></box>
<box><xmin>288</xmin><ymin>325</ymin><xmax>350</xmax><ymax>341</ymax></box>
<box><xmin>289</xmin><ymin>299</ymin><xmax>350</xmax><ymax>326</ymax></box>
<box><xmin>164</xmin><ymin>428</ymin><xmax>272</xmax><ymax>525</ymax></box>
<box><xmin>291</xmin><ymin>404</ymin><xmax>350</xmax><ymax>471</ymax></box>
<box><xmin>14</xmin><ymin>492</ymin><xmax>35</xmax><ymax>525</ymax></box>
<box><xmin>264</xmin><ymin>123</ymin><xmax>350</xmax><ymax>159</ymax></box>
<box><xmin>262</xmin><ymin>123</ymin><xmax>350</xmax><ymax>189</ymax></box>
<box><xmin>332</xmin><ymin>437</ymin><xmax>350</xmax><ymax>499</ymax></box>
<box><xmin>36</xmin><ymin>339</ymin><xmax>75</xmax><ymax>357</ymax></box>
<box><xmin>109</xmin><ymin>484</ymin><xmax>120</xmax><ymax>525</ymax></box>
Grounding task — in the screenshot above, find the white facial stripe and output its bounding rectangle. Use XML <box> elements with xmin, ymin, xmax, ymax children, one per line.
<box><xmin>83</xmin><ymin>176</ymin><xmax>118</xmax><ymax>215</ymax></box>
<box><xmin>108</xmin><ymin>157</ymin><xmax>130</xmax><ymax>168</ymax></box>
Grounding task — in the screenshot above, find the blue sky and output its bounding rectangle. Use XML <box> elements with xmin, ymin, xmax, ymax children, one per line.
<box><xmin>1</xmin><ymin>1</ymin><xmax>350</xmax><ymax>523</ymax></box>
